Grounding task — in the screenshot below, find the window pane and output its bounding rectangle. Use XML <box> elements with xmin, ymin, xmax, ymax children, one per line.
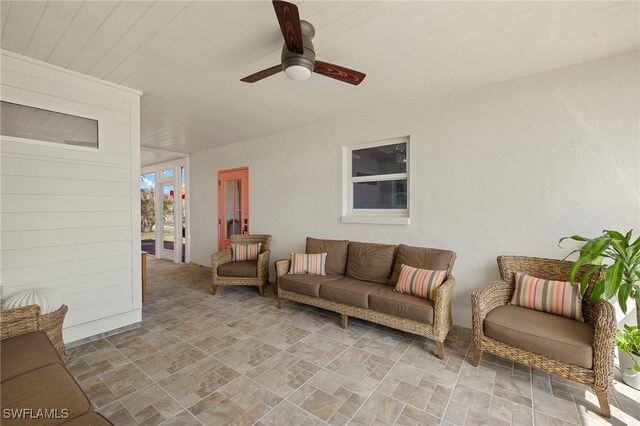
<box><xmin>353</xmin><ymin>179</ymin><xmax>407</xmax><ymax>209</ymax></box>
<box><xmin>352</xmin><ymin>143</ymin><xmax>406</xmax><ymax>177</ymax></box>
<box><xmin>162</xmin><ymin>168</ymin><xmax>174</xmax><ymax>178</ymax></box>
<box><xmin>1</xmin><ymin>101</ymin><xmax>98</xmax><ymax>148</ymax></box>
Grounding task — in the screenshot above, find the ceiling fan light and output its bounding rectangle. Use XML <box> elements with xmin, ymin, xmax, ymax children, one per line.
<box><xmin>284</xmin><ymin>64</ymin><xmax>312</xmax><ymax>81</ymax></box>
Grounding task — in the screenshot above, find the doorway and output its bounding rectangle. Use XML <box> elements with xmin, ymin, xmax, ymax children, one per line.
<box><xmin>140</xmin><ymin>160</ymin><xmax>188</xmax><ymax>263</ymax></box>
<box><xmin>218</xmin><ymin>167</ymin><xmax>249</xmax><ymax>251</ymax></box>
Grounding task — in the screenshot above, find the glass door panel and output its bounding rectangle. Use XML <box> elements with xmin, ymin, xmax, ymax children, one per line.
<box><xmin>161</xmin><ymin>184</ymin><xmax>175</xmax><ymax>259</ymax></box>
<box><xmin>140</xmin><ymin>173</ymin><xmax>156</xmax><ymax>255</ymax></box>
<box><xmin>218</xmin><ymin>168</ymin><xmax>249</xmax><ymax>251</ymax></box>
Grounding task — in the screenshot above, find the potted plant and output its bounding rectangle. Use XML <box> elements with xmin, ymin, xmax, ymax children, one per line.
<box><xmin>560</xmin><ymin>230</ymin><xmax>640</xmax><ymax>389</ymax></box>
<box><xmin>616</xmin><ymin>325</ymin><xmax>640</xmax><ymax>388</ymax></box>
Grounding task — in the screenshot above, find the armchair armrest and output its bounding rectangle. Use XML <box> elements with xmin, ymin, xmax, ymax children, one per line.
<box><xmin>471</xmin><ymin>280</ymin><xmax>513</xmax><ymax>342</ymax></box>
<box><xmin>433</xmin><ymin>275</ymin><xmax>455</xmax><ymax>341</ymax></box>
<box><xmin>274</xmin><ymin>258</ymin><xmax>291</xmax><ymax>293</ymax></box>
<box><xmin>1</xmin><ymin>305</ymin><xmax>41</xmax><ymax>340</ymax></box>
<box><xmin>211</xmin><ymin>249</ymin><xmax>232</xmax><ymax>277</ymax></box>
<box><xmin>257</xmin><ymin>249</ymin><xmax>271</xmax><ymax>282</ymax></box>
<box><xmin>591</xmin><ymin>299</ymin><xmax>616</xmax><ymax>391</ymax></box>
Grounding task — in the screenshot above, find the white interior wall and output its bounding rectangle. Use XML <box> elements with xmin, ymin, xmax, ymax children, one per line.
<box><xmin>191</xmin><ymin>51</ymin><xmax>640</xmax><ymax>327</ymax></box>
<box><xmin>0</xmin><ymin>50</ymin><xmax>142</xmax><ymax>343</ymax></box>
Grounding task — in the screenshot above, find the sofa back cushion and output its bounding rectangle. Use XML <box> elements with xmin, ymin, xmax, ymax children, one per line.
<box><xmin>306</xmin><ymin>237</ymin><xmax>349</xmax><ymax>276</ymax></box>
<box><xmin>389</xmin><ymin>244</ymin><xmax>456</xmax><ymax>285</ymax></box>
<box><xmin>345</xmin><ymin>242</ymin><xmax>396</xmax><ymax>284</ymax></box>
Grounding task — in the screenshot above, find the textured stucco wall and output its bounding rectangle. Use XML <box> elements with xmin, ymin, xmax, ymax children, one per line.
<box><xmin>190</xmin><ymin>52</ymin><xmax>640</xmax><ymax>327</ymax></box>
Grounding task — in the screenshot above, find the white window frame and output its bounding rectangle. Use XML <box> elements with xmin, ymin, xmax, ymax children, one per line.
<box><xmin>0</xmin><ymin>96</ymin><xmax>104</xmax><ymax>153</ymax></box>
<box><xmin>342</xmin><ymin>136</ymin><xmax>410</xmax><ymax>225</ymax></box>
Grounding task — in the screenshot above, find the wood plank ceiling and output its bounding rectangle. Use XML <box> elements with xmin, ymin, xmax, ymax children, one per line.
<box><xmin>1</xmin><ymin>1</ymin><xmax>639</xmax><ymax>154</ymax></box>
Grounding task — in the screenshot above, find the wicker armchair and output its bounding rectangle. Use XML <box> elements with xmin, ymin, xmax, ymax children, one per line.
<box><xmin>471</xmin><ymin>256</ymin><xmax>616</xmax><ymax>417</ymax></box>
<box><xmin>211</xmin><ymin>234</ymin><xmax>271</xmax><ymax>296</ymax></box>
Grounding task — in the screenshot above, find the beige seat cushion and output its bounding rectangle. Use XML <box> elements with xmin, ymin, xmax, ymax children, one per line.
<box><xmin>279</xmin><ymin>274</ymin><xmax>341</xmax><ymax>298</ymax></box>
<box><xmin>484</xmin><ymin>305</ymin><xmax>594</xmax><ymax>369</ymax></box>
<box><xmin>1</xmin><ymin>364</ymin><xmax>91</xmax><ymax>425</ymax></box>
<box><xmin>306</xmin><ymin>237</ymin><xmax>349</xmax><ymax>276</ymax></box>
<box><xmin>61</xmin><ymin>412</ymin><xmax>113</xmax><ymax>425</ymax></box>
<box><xmin>1</xmin><ymin>331</ymin><xmax>62</xmax><ymax>382</ymax></box>
<box><xmin>217</xmin><ymin>260</ymin><xmax>257</xmax><ymax>277</ymax></box>
<box><xmin>369</xmin><ymin>286</ymin><xmax>434</xmax><ymax>324</ymax></box>
<box><xmin>319</xmin><ymin>278</ymin><xmax>385</xmax><ymax>309</ymax></box>
<box><xmin>345</xmin><ymin>242</ymin><xmax>396</xmax><ymax>284</ymax></box>
<box><xmin>389</xmin><ymin>244</ymin><xmax>455</xmax><ymax>285</ymax></box>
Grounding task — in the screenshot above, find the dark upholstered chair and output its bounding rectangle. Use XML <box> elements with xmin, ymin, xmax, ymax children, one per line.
<box><xmin>471</xmin><ymin>256</ymin><xmax>616</xmax><ymax>417</ymax></box>
<box><xmin>211</xmin><ymin>234</ymin><xmax>271</xmax><ymax>296</ymax></box>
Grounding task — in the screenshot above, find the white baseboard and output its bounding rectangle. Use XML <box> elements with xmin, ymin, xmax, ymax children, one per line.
<box><xmin>62</xmin><ymin>309</ymin><xmax>142</xmax><ymax>344</ymax></box>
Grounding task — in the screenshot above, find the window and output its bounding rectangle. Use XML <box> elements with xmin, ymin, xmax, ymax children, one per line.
<box><xmin>342</xmin><ymin>136</ymin><xmax>409</xmax><ymax>225</ymax></box>
<box><xmin>0</xmin><ymin>100</ymin><xmax>99</xmax><ymax>150</ymax></box>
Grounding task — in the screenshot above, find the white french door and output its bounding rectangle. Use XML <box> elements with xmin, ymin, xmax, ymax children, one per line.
<box><xmin>140</xmin><ymin>159</ymin><xmax>189</xmax><ymax>264</ymax></box>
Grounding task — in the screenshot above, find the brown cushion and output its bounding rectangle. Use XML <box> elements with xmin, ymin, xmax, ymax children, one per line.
<box><xmin>1</xmin><ymin>331</ymin><xmax>62</xmax><ymax>382</ymax></box>
<box><xmin>389</xmin><ymin>244</ymin><xmax>455</xmax><ymax>285</ymax></box>
<box><xmin>484</xmin><ymin>305</ymin><xmax>594</xmax><ymax>369</ymax></box>
<box><xmin>62</xmin><ymin>412</ymin><xmax>113</xmax><ymax>425</ymax></box>
<box><xmin>306</xmin><ymin>237</ymin><xmax>349</xmax><ymax>276</ymax></box>
<box><xmin>1</xmin><ymin>364</ymin><xmax>91</xmax><ymax>425</ymax></box>
<box><xmin>345</xmin><ymin>242</ymin><xmax>396</xmax><ymax>284</ymax></box>
<box><xmin>279</xmin><ymin>274</ymin><xmax>341</xmax><ymax>298</ymax></box>
<box><xmin>319</xmin><ymin>278</ymin><xmax>385</xmax><ymax>309</ymax></box>
<box><xmin>369</xmin><ymin>286</ymin><xmax>434</xmax><ymax>324</ymax></box>
<box><xmin>217</xmin><ymin>260</ymin><xmax>257</xmax><ymax>277</ymax></box>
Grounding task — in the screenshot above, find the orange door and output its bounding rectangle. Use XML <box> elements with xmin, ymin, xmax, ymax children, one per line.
<box><xmin>218</xmin><ymin>167</ymin><xmax>249</xmax><ymax>251</ymax></box>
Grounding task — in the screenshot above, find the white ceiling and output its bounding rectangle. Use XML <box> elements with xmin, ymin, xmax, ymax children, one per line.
<box><xmin>1</xmin><ymin>1</ymin><xmax>639</xmax><ymax>154</ymax></box>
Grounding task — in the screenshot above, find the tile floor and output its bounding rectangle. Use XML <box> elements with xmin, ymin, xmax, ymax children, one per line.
<box><xmin>66</xmin><ymin>258</ymin><xmax>640</xmax><ymax>425</ymax></box>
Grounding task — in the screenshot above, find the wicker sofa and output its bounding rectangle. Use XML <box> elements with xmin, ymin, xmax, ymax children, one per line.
<box><xmin>275</xmin><ymin>237</ymin><xmax>456</xmax><ymax>358</ymax></box>
<box><xmin>0</xmin><ymin>305</ymin><xmax>112</xmax><ymax>425</ymax></box>
<box><xmin>471</xmin><ymin>256</ymin><xmax>616</xmax><ymax>417</ymax></box>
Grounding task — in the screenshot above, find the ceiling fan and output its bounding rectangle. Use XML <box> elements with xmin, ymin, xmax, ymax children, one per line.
<box><xmin>241</xmin><ymin>0</ymin><xmax>366</xmax><ymax>86</ymax></box>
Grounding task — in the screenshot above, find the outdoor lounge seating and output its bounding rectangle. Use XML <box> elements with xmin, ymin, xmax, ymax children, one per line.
<box><xmin>471</xmin><ymin>256</ymin><xmax>616</xmax><ymax>417</ymax></box>
<box><xmin>275</xmin><ymin>237</ymin><xmax>456</xmax><ymax>358</ymax></box>
<box><xmin>211</xmin><ymin>234</ymin><xmax>272</xmax><ymax>296</ymax></box>
<box><xmin>0</xmin><ymin>305</ymin><xmax>112</xmax><ymax>425</ymax></box>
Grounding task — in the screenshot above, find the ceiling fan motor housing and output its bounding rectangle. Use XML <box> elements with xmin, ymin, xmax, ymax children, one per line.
<box><xmin>281</xmin><ymin>20</ymin><xmax>315</xmax><ymax>73</ymax></box>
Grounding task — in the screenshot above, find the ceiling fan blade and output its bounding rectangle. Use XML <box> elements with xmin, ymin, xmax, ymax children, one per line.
<box><xmin>240</xmin><ymin>65</ymin><xmax>282</xmax><ymax>83</ymax></box>
<box><xmin>272</xmin><ymin>0</ymin><xmax>304</xmax><ymax>54</ymax></box>
<box><xmin>314</xmin><ymin>61</ymin><xmax>366</xmax><ymax>86</ymax></box>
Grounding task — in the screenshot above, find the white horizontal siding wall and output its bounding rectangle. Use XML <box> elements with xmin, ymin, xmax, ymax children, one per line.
<box><xmin>0</xmin><ymin>50</ymin><xmax>142</xmax><ymax>343</ymax></box>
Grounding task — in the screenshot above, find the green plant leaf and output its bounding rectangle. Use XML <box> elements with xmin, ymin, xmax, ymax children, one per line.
<box><xmin>604</xmin><ymin>230</ymin><xmax>626</xmax><ymax>241</ymax></box>
<box><xmin>618</xmin><ymin>283</ymin><xmax>632</xmax><ymax>314</ymax></box>
<box><xmin>590</xmin><ymin>280</ymin><xmax>606</xmax><ymax>305</ymax></box>
<box><xmin>579</xmin><ymin>265</ymin><xmax>600</xmax><ymax>295</ymax></box>
<box><xmin>604</xmin><ymin>260</ymin><xmax>624</xmax><ymax>300</ymax></box>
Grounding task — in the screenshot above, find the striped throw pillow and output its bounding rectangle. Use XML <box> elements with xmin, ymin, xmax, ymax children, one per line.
<box><xmin>232</xmin><ymin>243</ymin><xmax>261</xmax><ymax>261</ymax></box>
<box><xmin>288</xmin><ymin>253</ymin><xmax>327</xmax><ymax>275</ymax></box>
<box><xmin>394</xmin><ymin>264</ymin><xmax>447</xmax><ymax>301</ymax></box>
<box><xmin>510</xmin><ymin>272</ymin><xmax>583</xmax><ymax>322</ymax></box>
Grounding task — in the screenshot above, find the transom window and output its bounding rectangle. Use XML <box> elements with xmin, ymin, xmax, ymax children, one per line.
<box><xmin>0</xmin><ymin>100</ymin><xmax>100</xmax><ymax>150</ymax></box>
<box><xmin>342</xmin><ymin>136</ymin><xmax>410</xmax><ymax>225</ymax></box>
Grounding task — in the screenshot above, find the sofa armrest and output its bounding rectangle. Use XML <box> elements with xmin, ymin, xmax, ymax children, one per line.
<box><xmin>591</xmin><ymin>299</ymin><xmax>616</xmax><ymax>391</ymax></box>
<box><xmin>471</xmin><ymin>280</ymin><xmax>513</xmax><ymax>343</ymax></box>
<box><xmin>433</xmin><ymin>275</ymin><xmax>455</xmax><ymax>341</ymax></box>
<box><xmin>1</xmin><ymin>305</ymin><xmax>41</xmax><ymax>340</ymax></box>
<box><xmin>274</xmin><ymin>258</ymin><xmax>291</xmax><ymax>293</ymax></box>
<box><xmin>257</xmin><ymin>249</ymin><xmax>271</xmax><ymax>282</ymax></box>
<box><xmin>211</xmin><ymin>249</ymin><xmax>232</xmax><ymax>277</ymax></box>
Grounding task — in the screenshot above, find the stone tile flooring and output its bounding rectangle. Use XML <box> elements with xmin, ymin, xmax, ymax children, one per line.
<box><xmin>67</xmin><ymin>258</ymin><xmax>640</xmax><ymax>425</ymax></box>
